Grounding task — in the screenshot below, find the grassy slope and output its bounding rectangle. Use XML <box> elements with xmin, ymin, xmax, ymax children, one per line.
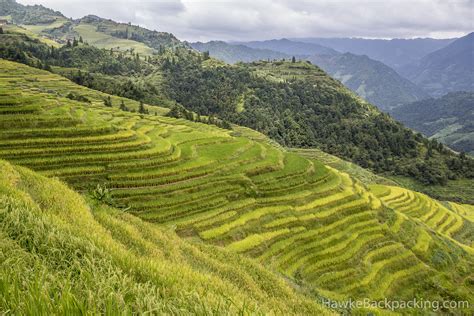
<box><xmin>3</xmin><ymin>23</ymin><xmax>61</xmax><ymax>47</ymax></box>
<box><xmin>0</xmin><ymin>159</ymin><xmax>330</xmax><ymax>314</ymax></box>
<box><xmin>73</xmin><ymin>23</ymin><xmax>154</xmax><ymax>56</ymax></box>
<box><xmin>1</xmin><ymin>59</ymin><xmax>473</xmax><ymax>314</ymax></box>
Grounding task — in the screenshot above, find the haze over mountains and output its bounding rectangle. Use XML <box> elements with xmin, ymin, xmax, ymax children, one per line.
<box><xmin>192</xmin><ymin>33</ymin><xmax>473</xmax><ymax>154</ymax></box>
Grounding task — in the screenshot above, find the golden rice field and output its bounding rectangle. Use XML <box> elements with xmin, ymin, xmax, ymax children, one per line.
<box><xmin>0</xmin><ymin>59</ymin><xmax>473</xmax><ymax>314</ymax></box>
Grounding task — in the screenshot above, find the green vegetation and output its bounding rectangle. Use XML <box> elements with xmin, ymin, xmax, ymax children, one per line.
<box><xmin>0</xmin><ymin>0</ymin><xmax>64</xmax><ymax>24</ymax></box>
<box><xmin>391</xmin><ymin>91</ymin><xmax>474</xmax><ymax>155</ymax></box>
<box><xmin>0</xmin><ymin>59</ymin><xmax>473</xmax><ymax>314</ymax></box>
<box><xmin>163</xmin><ymin>55</ymin><xmax>473</xmax><ymax>186</ymax></box>
<box><xmin>0</xmin><ymin>159</ymin><xmax>331</xmax><ymax>314</ymax></box>
<box><xmin>1</xmin><ymin>25</ymin><xmax>472</xmax><ymax>189</ymax></box>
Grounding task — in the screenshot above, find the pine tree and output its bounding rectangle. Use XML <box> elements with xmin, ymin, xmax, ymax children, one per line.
<box><xmin>79</xmin><ymin>36</ymin><xmax>83</xmax><ymax>43</ymax></box>
<box><xmin>73</xmin><ymin>37</ymin><xmax>79</xmax><ymax>47</ymax></box>
<box><xmin>138</xmin><ymin>101</ymin><xmax>148</xmax><ymax>114</ymax></box>
<box><xmin>66</xmin><ymin>39</ymin><xmax>72</xmax><ymax>48</ymax></box>
<box><xmin>119</xmin><ymin>100</ymin><xmax>128</xmax><ymax>111</ymax></box>
<box><xmin>104</xmin><ymin>96</ymin><xmax>112</xmax><ymax>107</ymax></box>
<box><xmin>0</xmin><ymin>27</ymin><xmax>3</xmax><ymax>34</ymax></box>
<box><xmin>291</xmin><ymin>56</ymin><xmax>296</xmax><ymax>63</ymax></box>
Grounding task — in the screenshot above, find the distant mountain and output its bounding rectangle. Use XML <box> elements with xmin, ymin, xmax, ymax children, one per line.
<box><xmin>0</xmin><ymin>0</ymin><xmax>64</xmax><ymax>24</ymax></box>
<box><xmin>309</xmin><ymin>53</ymin><xmax>429</xmax><ymax>111</ymax></box>
<box><xmin>190</xmin><ymin>41</ymin><xmax>290</xmax><ymax>64</ymax></box>
<box><xmin>391</xmin><ymin>91</ymin><xmax>474</xmax><ymax>154</ymax></box>
<box><xmin>193</xmin><ymin>40</ymin><xmax>429</xmax><ymax>112</ymax></box>
<box><xmin>400</xmin><ymin>32</ymin><xmax>474</xmax><ymax>97</ymax></box>
<box><xmin>234</xmin><ymin>38</ymin><xmax>337</xmax><ymax>56</ymax></box>
<box><xmin>291</xmin><ymin>37</ymin><xmax>455</xmax><ymax>71</ymax></box>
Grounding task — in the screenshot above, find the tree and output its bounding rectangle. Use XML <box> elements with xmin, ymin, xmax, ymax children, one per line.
<box><xmin>138</xmin><ymin>101</ymin><xmax>148</xmax><ymax>114</ymax></box>
<box><xmin>79</xmin><ymin>36</ymin><xmax>83</xmax><ymax>43</ymax></box>
<box><xmin>0</xmin><ymin>27</ymin><xmax>3</xmax><ymax>35</ymax></box>
<box><xmin>119</xmin><ymin>100</ymin><xmax>128</xmax><ymax>111</ymax></box>
<box><xmin>291</xmin><ymin>56</ymin><xmax>296</xmax><ymax>63</ymax></box>
<box><xmin>66</xmin><ymin>39</ymin><xmax>72</xmax><ymax>48</ymax></box>
<box><xmin>73</xmin><ymin>37</ymin><xmax>79</xmax><ymax>47</ymax></box>
<box><xmin>203</xmin><ymin>51</ymin><xmax>210</xmax><ymax>60</ymax></box>
<box><xmin>104</xmin><ymin>96</ymin><xmax>112</xmax><ymax>107</ymax></box>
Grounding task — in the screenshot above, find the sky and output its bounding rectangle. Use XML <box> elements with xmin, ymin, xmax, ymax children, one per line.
<box><xmin>17</xmin><ymin>0</ymin><xmax>474</xmax><ymax>42</ymax></box>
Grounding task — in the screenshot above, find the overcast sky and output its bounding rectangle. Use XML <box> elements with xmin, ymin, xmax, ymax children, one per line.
<box><xmin>17</xmin><ymin>0</ymin><xmax>473</xmax><ymax>42</ymax></box>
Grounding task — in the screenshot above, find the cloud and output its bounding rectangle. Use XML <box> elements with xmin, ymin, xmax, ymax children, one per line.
<box><xmin>17</xmin><ymin>0</ymin><xmax>473</xmax><ymax>41</ymax></box>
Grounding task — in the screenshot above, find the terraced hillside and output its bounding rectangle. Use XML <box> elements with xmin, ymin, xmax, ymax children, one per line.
<box><xmin>1</xmin><ymin>59</ymin><xmax>473</xmax><ymax>313</ymax></box>
<box><xmin>0</xmin><ymin>160</ymin><xmax>331</xmax><ymax>314</ymax></box>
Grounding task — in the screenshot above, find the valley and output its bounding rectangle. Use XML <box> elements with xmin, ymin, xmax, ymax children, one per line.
<box><xmin>0</xmin><ymin>0</ymin><xmax>473</xmax><ymax>314</ymax></box>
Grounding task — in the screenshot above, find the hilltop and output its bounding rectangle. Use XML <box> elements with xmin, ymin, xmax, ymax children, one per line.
<box><xmin>191</xmin><ymin>40</ymin><xmax>430</xmax><ymax>112</ymax></box>
<box><xmin>0</xmin><ymin>59</ymin><xmax>473</xmax><ymax>314</ymax></box>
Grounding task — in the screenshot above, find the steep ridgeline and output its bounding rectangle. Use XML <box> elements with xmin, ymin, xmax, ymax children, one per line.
<box><xmin>0</xmin><ymin>0</ymin><xmax>182</xmax><ymax>53</ymax></box>
<box><xmin>391</xmin><ymin>92</ymin><xmax>474</xmax><ymax>155</ymax></box>
<box><xmin>290</xmin><ymin>37</ymin><xmax>455</xmax><ymax>72</ymax></box>
<box><xmin>1</xmin><ymin>60</ymin><xmax>473</xmax><ymax>314</ymax></box>
<box><xmin>190</xmin><ymin>40</ymin><xmax>429</xmax><ymax>112</ymax></box>
<box><xmin>308</xmin><ymin>53</ymin><xmax>428</xmax><ymax>111</ymax></box>
<box><xmin>399</xmin><ymin>32</ymin><xmax>474</xmax><ymax>97</ymax></box>
<box><xmin>191</xmin><ymin>40</ymin><xmax>290</xmax><ymax>64</ymax></box>
<box><xmin>0</xmin><ymin>0</ymin><xmax>64</xmax><ymax>24</ymax></box>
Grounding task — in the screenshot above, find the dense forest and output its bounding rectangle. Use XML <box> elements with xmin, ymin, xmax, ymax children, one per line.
<box><xmin>1</xmin><ymin>30</ymin><xmax>473</xmax><ymax>185</ymax></box>
<box><xmin>391</xmin><ymin>91</ymin><xmax>474</xmax><ymax>154</ymax></box>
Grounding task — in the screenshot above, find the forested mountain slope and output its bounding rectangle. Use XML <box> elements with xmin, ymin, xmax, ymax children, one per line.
<box><xmin>0</xmin><ymin>59</ymin><xmax>473</xmax><ymax>314</ymax></box>
<box><xmin>191</xmin><ymin>40</ymin><xmax>429</xmax><ymax>112</ymax></box>
<box><xmin>1</xmin><ymin>28</ymin><xmax>472</xmax><ymax>188</ymax></box>
<box><xmin>391</xmin><ymin>92</ymin><xmax>474</xmax><ymax>155</ymax></box>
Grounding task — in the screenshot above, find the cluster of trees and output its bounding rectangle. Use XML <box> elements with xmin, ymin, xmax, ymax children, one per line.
<box><xmin>168</xmin><ymin>104</ymin><xmax>232</xmax><ymax>129</ymax></box>
<box><xmin>1</xmin><ymin>31</ymin><xmax>472</xmax><ymax>185</ymax></box>
<box><xmin>161</xmin><ymin>50</ymin><xmax>473</xmax><ymax>184</ymax></box>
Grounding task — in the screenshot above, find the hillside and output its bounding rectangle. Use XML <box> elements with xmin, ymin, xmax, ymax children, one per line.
<box><xmin>0</xmin><ymin>159</ymin><xmax>332</xmax><ymax>314</ymax></box>
<box><xmin>0</xmin><ymin>59</ymin><xmax>473</xmax><ymax>314</ymax></box>
<box><xmin>400</xmin><ymin>32</ymin><xmax>474</xmax><ymax>97</ymax></box>
<box><xmin>235</xmin><ymin>38</ymin><xmax>337</xmax><ymax>56</ymax></box>
<box><xmin>308</xmin><ymin>53</ymin><xmax>428</xmax><ymax>111</ymax></box>
<box><xmin>163</xmin><ymin>54</ymin><xmax>473</xmax><ymax>186</ymax></box>
<box><xmin>189</xmin><ymin>40</ymin><xmax>429</xmax><ymax>112</ymax></box>
<box><xmin>0</xmin><ymin>0</ymin><xmax>182</xmax><ymax>53</ymax></box>
<box><xmin>2</xmin><ymin>28</ymin><xmax>471</xmax><ymax>188</ymax></box>
<box><xmin>191</xmin><ymin>40</ymin><xmax>290</xmax><ymax>63</ymax></box>
<box><xmin>391</xmin><ymin>91</ymin><xmax>474</xmax><ymax>155</ymax></box>
<box><xmin>292</xmin><ymin>37</ymin><xmax>455</xmax><ymax>72</ymax></box>
<box><xmin>0</xmin><ymin>0</ymin><xmax>64</xmax><ymax>24</ymax></box>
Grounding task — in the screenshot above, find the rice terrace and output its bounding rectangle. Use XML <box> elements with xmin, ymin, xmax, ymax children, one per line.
<box><xmin>0</xmin><ymin>0</ymin><xmax>473</xmax><ymax>314</ymax></box>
